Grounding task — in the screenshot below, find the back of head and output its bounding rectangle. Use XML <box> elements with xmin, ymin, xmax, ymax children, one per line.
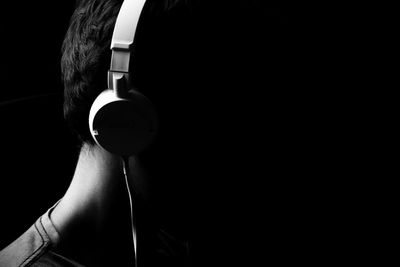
<box><xmin>62</xmin><ymin>0</ymin><xmax>192</xmax><ymax>146</ymax></box>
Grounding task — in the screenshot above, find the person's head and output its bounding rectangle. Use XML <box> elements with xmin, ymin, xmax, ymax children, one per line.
<box><xmin>62</xmin><ymin>0</ymin><xmax>189</xmax><ymax>144</ymax></box>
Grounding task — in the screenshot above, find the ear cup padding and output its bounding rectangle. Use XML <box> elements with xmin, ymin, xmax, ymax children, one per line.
<box><xmin>89</xmin><ymin>89</ymin><xmax>158</xmax><ymax>156</ymax></box>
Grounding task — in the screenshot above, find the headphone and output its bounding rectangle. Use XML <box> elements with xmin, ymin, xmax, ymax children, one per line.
<box><xmin>88</xmin><ymin>1</ymin><xmax>158</xmax><ymax>265</ymax></box>
<box><xmin>89</xmin><ymin>0</ymin><xmax>158</xmax><ymax>156</ymax></box>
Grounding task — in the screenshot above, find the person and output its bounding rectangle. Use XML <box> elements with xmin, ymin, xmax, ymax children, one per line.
<box><xmin>0</xmin><ymin>0</ymin><xmax>197</xmax><ymax>266</ymax></box>
<box><xmin>1</xmin><ymin>0</ymin><xmax>292</xmax><ymax>266</ymax></box>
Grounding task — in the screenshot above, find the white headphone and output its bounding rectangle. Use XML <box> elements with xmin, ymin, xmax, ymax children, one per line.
<box><xmin>89</xmin><ymin>0</ymin><xmax>158</xmax><ymax>156</ymax></box>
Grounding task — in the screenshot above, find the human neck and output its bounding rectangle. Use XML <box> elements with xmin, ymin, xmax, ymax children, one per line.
<box><xmin>52</xmin><ymin>144</ymin><xmax>126</xmax><ymax>229</ymax></box>
<box><xmin>50</xmin><ymin>144</ymin><xmax>141</xmax><ymax>265</ymax></box>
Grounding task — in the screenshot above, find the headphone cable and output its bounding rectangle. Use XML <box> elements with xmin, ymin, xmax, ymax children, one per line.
<box><xmin>122</xmin><ymin>156</ymin><xmax>138</xmax><ymax>267</ymax></box>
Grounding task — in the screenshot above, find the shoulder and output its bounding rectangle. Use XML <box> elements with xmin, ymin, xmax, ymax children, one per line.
<box><xmin>0</xmin><ymin>215</ymin><xmax>53</xmax><ymax>267</ymax></box>
<box><xmin>0</xmin><ymin>202</ymin><xmax>83</xmax><ymax>267</ymax></box>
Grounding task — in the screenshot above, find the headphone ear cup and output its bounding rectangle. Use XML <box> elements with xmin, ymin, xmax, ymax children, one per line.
<box><xmin>89</xmin><ymin>89</ymin><xmax>158</xmax><ymax>156</ymax></box>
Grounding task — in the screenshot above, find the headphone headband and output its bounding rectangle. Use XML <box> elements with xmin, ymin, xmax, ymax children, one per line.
<box><xmin>111</xmin><ymin>0</ymin><xmax>147</xmax><ymax>52</ymax></box>
<box><xmin>89</xmin><ymin>0</ymin><xmax>157</xmax><ymax>157</ymax></box>
<box><xmin>109</xmin><ymin>0</ymin><xmax>147</xmax><ymax>94</ymax></box>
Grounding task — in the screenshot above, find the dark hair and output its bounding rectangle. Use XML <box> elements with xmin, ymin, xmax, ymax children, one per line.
<box><xmin>61</xmin><ymin>0</ymin><xmax>122</xmax><ymax>144</ymax></box>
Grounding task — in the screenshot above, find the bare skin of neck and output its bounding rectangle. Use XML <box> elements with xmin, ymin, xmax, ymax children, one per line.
<box><xmin>50</xmin><ymin>144</ymin><xmax>147</xmax><ymax>266</ymax></box>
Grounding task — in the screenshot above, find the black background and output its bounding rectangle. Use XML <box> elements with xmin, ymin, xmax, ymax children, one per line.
<box><xmin>0</xmin><ymin>1</ymin><xmax>360</xmax><ymax>266</ymax></box>
<box><xmin>0</xmin><ymin>0</ymin><xmax>77</xmax><ymax>250</ymax></box>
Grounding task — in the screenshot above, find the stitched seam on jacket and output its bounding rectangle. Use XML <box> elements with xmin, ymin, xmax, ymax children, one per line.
<box><xmin>19</xmin><ymin>218</ymin><xmax>48</xmax><ymax>267</ymax></box>
<box><xmin>39</xmin><ymin>216</ymin><xmax>51</xmax><ymax>242</ymax></box>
